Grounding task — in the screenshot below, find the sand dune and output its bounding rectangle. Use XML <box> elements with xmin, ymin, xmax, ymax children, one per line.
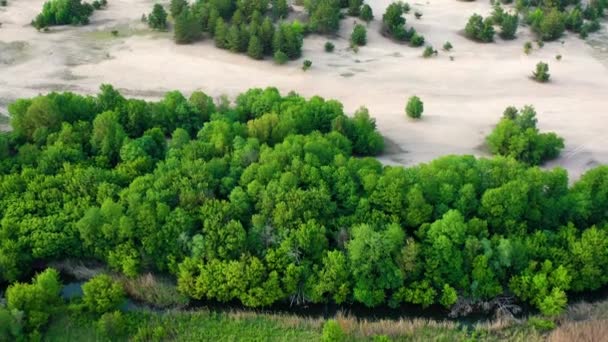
<box><xmin>1</xmin><ymin>0</ymin><xmax>607</xmax><ymax>179</ymax></box>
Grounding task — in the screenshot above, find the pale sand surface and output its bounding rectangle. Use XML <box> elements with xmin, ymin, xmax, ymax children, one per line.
<box><xmin>1</xmin><ymin>0</ymin><xmax>607</xmax><ymax>179</ymax></box>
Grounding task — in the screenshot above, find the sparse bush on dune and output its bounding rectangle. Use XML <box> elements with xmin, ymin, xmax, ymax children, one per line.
<box><xmin>533</xmin><ymin>61</ymin><xmax>550</xmax><ymax>82</ymax></box>
<box><xmin>465</xmin><ymin>13</ymin><xmax>495</xmax><ymax>42</ymax></box>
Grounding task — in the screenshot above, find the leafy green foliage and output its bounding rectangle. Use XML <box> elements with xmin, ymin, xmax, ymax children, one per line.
<box><xmin>82</xmin><ymin>274</ymin><xmax>126</xmax><ymax>314</ymax></box>
<box><xmin>322</xmin><ymin>319</ymin><xmax>346</xmax><ymax>342</ymax></box>
<box><xmin>2</xmin><ymin>85</ymin><xmax>608</xmax><ymax>320</ymax></box>
<box><xmin>148</xmin><ymin>4</ymin><xmax>168</xmax><ymax>30</ymax></box>
<box><xmin>350</xmin><ymin>23</ymin><xmax>367</xmax><ymax>46</ymax></box>
<box><xmin>174</xmin><ymin>6</ymin><xmax>202</xmax><ymax>44</ymax></box>
<box><xmin>33</xmin><ymin>0</ymin><xmax>96</xmax><ymax>29</ymax></box>
<box><xmin>533</xmin><ymin>61</ymin><xmax>550</xmax><ymax>82</ymax></box>
<box><xmin>465</xmin><ymin>14</ymin><xmax>495</xmax><ymax>42</ymax></box>
<box><xmin>325</xmin><ymin>41</ymin><xmax>335</xmax><ymax>52</ymax></box>
<box><xmin>360</xmin><ymin>4</ymin><xmax>373</xmax><ymax>22</ymax></box>
<box><xmin>405</xmin><ymin>96</ymin><xmax>423</xmax><ymax>119</ymax></box>
<box><xmin>6</xmin><ymin>268</ymin><xmax>62</xmax><ymax>332</ymax></box>
<box><xmin>486</xmin><ymin>105</ymin><xmax>563</xmax><ymax>165</ymax></box>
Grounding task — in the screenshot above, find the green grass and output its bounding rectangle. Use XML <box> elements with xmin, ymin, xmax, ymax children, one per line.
<box><xmin>44</xmin><ymin>309</ymin><xmax>322</xmax><ymax>342</ymax></box>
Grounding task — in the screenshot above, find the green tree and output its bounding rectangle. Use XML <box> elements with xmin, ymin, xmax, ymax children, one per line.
<box><xmin>465</xmin><ymin>14</ymin><xmax>495</xmax><ymax>42</ymax></box>
<box><xmin>499</xmin><ymin>12</ymin><xmax>518</xmax><ymax>39</ymax></box>
<box><xmin>174</xmin><ymin>6</ymin><xmax>202</xmax><ymax>44</ymax></box>
<box><xmin>170</xmin><ymin>0</ymin><xmax>188</xmax><ymax>17</ymax></box>
<box><xmin>148</xmin><ymin>3</ymin><xmax>168</xmax><ymax>30</ymax></box>
<box><xmin>533</xmin><ymin>61</ymin><xmax>550</xmax><ymax>82</ymax></box>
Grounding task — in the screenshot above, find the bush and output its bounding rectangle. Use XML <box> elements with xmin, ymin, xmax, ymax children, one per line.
<box><xmin>348</xmin><ymin>0</ymin><xmax>363</xmax><ymax>16</ymax></box>
<box><xmin>555</xmin><ymin>54</ymin><xmax>562</xmax><ymax>61</ymax></box>
<box><xmin>443</xmin><ymin>41</ymin><xmax>453</xmax><ymax>51</ymax></box>
<box><xmin>273</xmin><ymin>50</ymin><xmax>288</xmax><ymax>64</ymax></box>
<box><xmin>414</xmin><ymin>11</ymin><xmax>422</xmax><ymax>19</ymax></box>
<box><xmin>33</xmin><ymin>0</ymin><xmax>96</xmax><ymax>29</ymax></box>
<box><xmin>406</xmin><ymin>96</ymin><xmax>423</xmax><ymax>119</ymax></box>
<box><xmin>499</xmin><ymin>13</ymin><xmax>519</xmax><ymax>39</ymax></box>
<box><xmin>524</xmin><ymin>41</ymin><xmax>532</xmax><ymax>54</ymax></box>
<box><xmin>422</xmin><ymin>46</ymin><xmax>436</xmax><ymax>58</ymax></box>
<box><xmin>97</xmin><ymin>310</ymin><xmax>126</xmax><ymax>339</ymax></box>
<box><xmin>486</xmin><ymin>105</ymin><xmax>564</xmax><ymax>165</ymax></box>
<box><xmin>148</xmin><ymin>4</ymin><xmax>168</xmax><ymax>31</ymax></box>
<box><xmin>0</xmin><ymin>0</ymin><xmax>7</xmax><ymax>6</ymax></box>
<box><xmin>534</xmin><ymin>8</ymin><xmax>566</xmax><ymax>41</ymax></box>
<box><xmin>410</xmin><ymin>33</ymin><xmax>424</xmax><ymax>47</ymax></box>
<box><xmin>325</xmin><ymin>41</ymin><xmax>335</xmax><ymax>52</ymax></box>
<box><xmin>350</xmin><ymin>24</ymin><xmax>367</xmax><ymax>46</ymax></box>
<box><xmin>322</xmin><ymin>320</ymin><xmax>346</xmax><ymax>342</ymax></box>
<box><xmin>465</xmin><ymin>14</ymin><xmax>495</xmax><ymax>42</ymax></box>
<box><xmin>302</xmin><ymin>59</ymin><xmax>312</xmax><ymax>71</ymax></box>
<box><xmin>533</xmin><ymin>62</ymin><xmax>550</xmax><ymax>82</ymax></box>
<box><xmin>360</xmin><ymin>4</ymin><xmax>373</xmax><ymax>22</ymax></box>
<box><xmin>82</xmin><ymin>274</ymin><xmax>125</xmax><ymax>315</ymax></box>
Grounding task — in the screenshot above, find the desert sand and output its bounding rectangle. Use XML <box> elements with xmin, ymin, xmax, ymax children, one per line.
<box><xmin>1</xmin><ymin>0</ymin><xmax>607</xmax><ymax>179</ymax></box>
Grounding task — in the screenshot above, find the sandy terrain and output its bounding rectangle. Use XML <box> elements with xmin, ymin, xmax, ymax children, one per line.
<box><xmin>1</xmin><ymin>0</ymin><xmax>607</xmax><ymax>179</ymax></box>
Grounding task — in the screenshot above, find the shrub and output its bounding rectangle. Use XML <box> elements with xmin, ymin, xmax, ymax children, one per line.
<box><xmin>555</xmin><ymin>54</ymin><xmax>562</xmax><ymax>61</ymax></box>
<box><xmin>97</xmin><ymin>311</ymin><xmax>126</xmax><ymax>339</ymax></box>
<box><xmin>0</xmin><ymin>0</ymin><xmax>7</xmax><ymax>6</ymax></box>
<box><xmin>148</xmin><ymin>4</ymin><xmax>168</xmax><ymax>31</ymax></box>
<box><xmin>274</xmin><ymin>50</ymin><xmax>288</xmax><ymax>64</ymax></box>
<box><xmin>443</xmin><ymin>41</ymin><xmax>453</xmax><ymax>51</ymax></box>
<box><xmin>535</xmin><ymin>8</ymin><xmax>566</xmax><ymax>41</ymax></box>
<box><xmin>414</xmin><ymin>11</ymin><xmax>422</xmax><ymax>19</ymax></box>
<box><xmin>82</xmin><ymin>274</ymin><xmax>125</xmax><ymax>315</ymax></box>
<box><xmin>111</xmin><ymin>30</ymin><xmax>118</xmax><ymax>37</ymax></box>
<box><xmin>499</xmin><ymin>13</ymin><xmax>519</xmax><ymax>39</ymax></box>
<box><xmin>348</xmin><ymin>0</ymin><xmax>363</xmax><ymax>16</ymax></box>
<box><xmin>486</xmin><ymin>105</ymin><xmax>564</xmax><ymax>165</ymax></box>
<box><xmin>302</xmin><ymin>59</ymin><xmax>312</xmax><ymax>71</ymax></box>
<box><xmin>524</xmin><ymin>41</ymin><xmax>532</xmax><ymax>54</ymax></box>
<box><xmin>360</xmin><ymin>4</ymin><xmax>373</xmax><ymax>22</ymax></box>
<box><xmin>533</xmin><ymin>62</ymin><xmax>550</xmax><ymax>82</ymax></box>
<box><xmin>410</xmin><ymin>33</ymin><xmax>424</xmax><ymax>47</ymax></box>
<box><xmin>422</xmin><ymin>46</ymin><xmax>436</xmax><ymax>58</ymax></box>
<box><xmin>325</xmin><ymin>41</ymin><xmax>335</xmax><ymax>52</ymax></box>
<box><xmin>322</xmin><ymin>320</ymin><xmax>346</xmax><ymax>342</ymax></box>
<box><xmin>406</xmin><ymin>96</ymin><xmax>423</xmax><ymax>119</ymax></box>
<box><xmin>465</xmin><ymin>14</ymin><xmax>495</xmax><ymax>42</ymax></box>
<box><xmin>350</xmin><ymin>24</ymin><xmax>367</xmax><ymax>46</ymax></box>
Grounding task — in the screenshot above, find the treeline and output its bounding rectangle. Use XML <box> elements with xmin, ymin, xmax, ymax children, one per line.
<box><xmin>0</xmin><ymin>86</ymin><xmax>608</xmax><ymax>321</ymax></box>
<box><xmin>32</xmin><ymin>0</ymin><xmax>107</xmax><ymax>30</ymax></box>
<box><xmin>147</xmin><ymin>0</ymin><xmax>376</xmax><ymax>61</ymax></box>
<box><xmin>465</xmin><ymin>0</ymin><xmax>606</xmax><ymax>43</ymax></box>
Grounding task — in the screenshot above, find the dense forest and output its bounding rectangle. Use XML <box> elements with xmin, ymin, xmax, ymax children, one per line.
<box><xmin>1</xmin><ymin>85</ymin><xmax>608</xmax><ymax>337</ymax></box>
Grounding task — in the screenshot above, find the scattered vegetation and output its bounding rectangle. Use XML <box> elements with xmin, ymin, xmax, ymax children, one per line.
<box><xmin>360</xmin><ymin>4</ymin><xmax>373</xmax><ymax>23</ymax></box>
<box><xmin>486</xmin><ymin>105</ymin><xmax>564</xmax><ymax>165</ymax></box>
<box><xmin>324</xmin><ymin>41</ymin><xmax>335</xmax><ymax>52</ymax></box>
<box><xmin>32</xmin><ymin>0</ymin><xmax>104</xmax><ymax>30</ymax></box>
<box><xmin>533</xmin><ymin>61</ymin><xmax>550</xmax><ymax>82</ymax></box>
<box><xmin>382</xmin><ymin>2</ymin><xmax>425</xmax><ymax>47</ymax></box>
<box><xmin>524</xmin><ymin>41</ymin><xmax>533</xmax><ymax>54</ymax></box>
<box><xmin>443</xmin><ymin>41</ymin><xmax>453</xmax><ymax>51</ymax></box>
<box><xmin>406</xmin><ymin>95</ymin><xmax>424</xmax><ymax>118</ymax></box>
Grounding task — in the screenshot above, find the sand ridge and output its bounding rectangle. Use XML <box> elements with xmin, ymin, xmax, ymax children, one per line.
<box><xmin>0</xmin><ymin>0</ymin><xmax>607</xmax><ymax>179</ymax></box>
